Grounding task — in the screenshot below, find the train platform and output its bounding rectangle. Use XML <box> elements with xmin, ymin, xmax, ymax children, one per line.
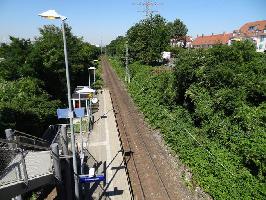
<box><xmin>81</xmin><ymin>89</ymin><xmax>131</xmax><ymax>199</ymax></box>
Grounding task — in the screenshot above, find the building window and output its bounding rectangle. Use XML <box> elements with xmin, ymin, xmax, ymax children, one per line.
<box><xmin>248</xmin><ymin>26</ymin><xmax>257</xmax><ymax>31</ymax></box>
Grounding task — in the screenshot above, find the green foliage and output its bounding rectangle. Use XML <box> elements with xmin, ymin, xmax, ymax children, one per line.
<box><xmin>167</xmin><ymin>19</ymin><xmax>188</xmax><ymax>39</ymax></box>
<box><xmin>166</xmin><ymin>46</ymin><xmax>186</xmax><ymax>58</ymax></box>
<box><xmin>0</xmin><ymin>78</ymin><xmax>60</xmax><ymax>136</ymax></box>
<box><xmin>127</xmin><ymin>15</ymin><xmax>170</xmax><ymax>65</ymax></box>
<box><xmin>0</xmin><ymin>37</ymin><xmax>34</xmax><ymax>80</ymax></box>
<box><xmin>109</xmin><ymin>41</ymin><xmax>266</xmax><ymax>199</ymax></box>
<box><xmin>28</xmin><ymin>25</ymin><xmax>100</xmax><ymax>101</ymax></box>
<box><xmin>167</xmin><ymin>19</ymin><xmax>188</xmax><ymax>47</ymax></box>
<box><xmin>106</xmin><ymin>36</ymin><xmax>126</xmax><ymax>60</ymax></box>
<box><xmin>92</xmin><ymin>60</ymin><xmax>103</xmax><ymax>90</ymax></box>
<box><xmin>107</xmin><ymin>15</ymin><xmax>188</xmax><ymax>66</ymax></box>
<box><xmin>29</xmin><ymin>192</ymin><xmax>37</xmax><ymax>200</ymax></box>
<box><xmin>0</xmin><ymin>24</ymin><xmax>100</xmax><ymax>136</ymax></box>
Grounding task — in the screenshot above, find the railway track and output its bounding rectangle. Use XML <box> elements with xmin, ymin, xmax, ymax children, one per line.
<box><xmin>102</xmin><ymin>56</ymin><xmax>186</xmax><ymax>200</ymax></box>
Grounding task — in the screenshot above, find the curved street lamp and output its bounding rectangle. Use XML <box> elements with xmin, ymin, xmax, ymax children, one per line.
<box><xmin>38</xmin><ymin>10</ymin><xmax>79</xmax><ymax>199</ymax></box>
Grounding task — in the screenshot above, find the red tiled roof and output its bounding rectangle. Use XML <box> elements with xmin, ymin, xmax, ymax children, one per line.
<box><xmin>192</xmin><ymin>33</ymin><xmax>232</xmax><ymax>46</ymax></box>
<box><xmin>239</xmin><ymin>20</ymin><xmax>266</xmax><ymax>36</ymax></box>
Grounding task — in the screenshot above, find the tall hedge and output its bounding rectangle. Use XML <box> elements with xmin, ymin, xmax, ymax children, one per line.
<box><xmin>109</xmin><ymin>41</ymin><xmax>266</xmax><ymax>199</ymax></box>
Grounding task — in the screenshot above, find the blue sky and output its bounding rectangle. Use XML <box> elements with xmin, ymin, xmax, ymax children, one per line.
<box><xmin>0</xmin><ymin>0</ymin><xmax>265</xmax><ymax>46</ymax></box>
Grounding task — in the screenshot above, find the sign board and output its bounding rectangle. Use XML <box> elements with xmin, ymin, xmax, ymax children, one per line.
<box><xmin>57</xmin><ymin>109</ymin><xmax>73</xmax><ymax>119</ymax></box>
<box><xmin>79</xmin><ymin>175</ymin><xmax>105</xmax><ymax>183</ymax></box>
<box><xmin>57</xmin><ymin>108</ymin><xmax>85</xmax><ymax>119</ymax></box>
<box><xmin>74</xmin><ymin>108</ymin><xmax>85</xmax><ymax>118</ymax></box>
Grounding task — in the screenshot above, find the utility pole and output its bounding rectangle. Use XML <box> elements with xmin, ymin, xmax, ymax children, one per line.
<box><xmin>135</xmin><ymin>0</ymin><xmax>160</xmax><ymax>18</ymax></box>
<box><xmin>125</xmin><ymin>41</ymin><xmax>130</xmax><ymax>83</ymax></box>
<box><xmin>100</xmin><ymin>39</ymin><xmax>103</xmax><ymax>54</ymax></box>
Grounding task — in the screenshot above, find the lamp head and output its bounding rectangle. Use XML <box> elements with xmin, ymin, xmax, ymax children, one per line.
<box><xmin>38</xmin><ymin>10</ymin><xmax>67</xmax><ymax>21</ymax></box>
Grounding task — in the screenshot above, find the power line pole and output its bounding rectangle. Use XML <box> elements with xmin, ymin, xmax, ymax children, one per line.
<box><xmin>125</xmin><ymin>41</ymin><xmax>130</xmax><ymax>83</ymax></box>
<box><xmin>100</xmin><ymin>39</ymin><xmax>103</xmax><ymax>54</ymax></box>
<box><xmin>135</xmin><ymin>0</ymin><xmax>160</xmax><ymax>18</ymax></box>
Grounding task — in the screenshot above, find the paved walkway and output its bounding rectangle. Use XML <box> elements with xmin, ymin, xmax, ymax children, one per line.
<box><xmin>83</xmin><ymin>89</ymin><xmax>131</xmax><ymax>200</ymax></box>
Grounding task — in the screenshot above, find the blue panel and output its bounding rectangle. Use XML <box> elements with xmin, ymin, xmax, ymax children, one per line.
<box><xmin>79</xmin><ymin>175</ymin><xmax>105</xmax><ymax>183</ymax></box>
<box><xmin>74</xmin><ymin>108</ymin><xmax>85</xmax><ymax>118</ymax></box>
<box><xmin>57</xmin><ymin>108</ymin><xmax>70</xmax><ymax>119</ymax></box>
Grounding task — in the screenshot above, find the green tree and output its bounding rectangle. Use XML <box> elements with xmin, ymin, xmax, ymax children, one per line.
<box><xmin>28</xmin><ymin>24</ymin><xmax>100</xmax><ymax>102</ymax></box>
<box><xmin>110</xmin><ymin>40</ymin><xmax>266</xmax><ymax>198</ymax></box>
<box><xmin>127</xmin><ymin>15</ymin><xmax>170</xmax><ymax>65</ymax></box>
<box><xmin>0</xmin><ymin>24</ymin><xmax>100</xmax><ymax>136</ymax></box>
<box><xmin>174</xmin><ymin>41</ymin><xmax>266</xmax><ymax>185</ymax></box>
<box><xmin>106</xmin><ymin>36</ymin><xmax>126</xmax><ymax>59</ymax></box>
<box><xmin>0</xmin><ymin>77</ymin><xmax>60</xmax><ymax>136</ymax></box>
<box><xmin>167</xmin><ymin>19</ymin><xmax>188</xmax><ymax>47</ymax></box>
<box><xmin>0</xmin><ymin>36</ymin><xmax>35</xmax><ymax>80</ymax></box>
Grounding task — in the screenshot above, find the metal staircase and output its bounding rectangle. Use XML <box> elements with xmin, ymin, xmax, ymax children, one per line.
<box><xmin>0</xmin><ymin>126</ymin><xmax>65</xmax><ymax>199</ymax></box>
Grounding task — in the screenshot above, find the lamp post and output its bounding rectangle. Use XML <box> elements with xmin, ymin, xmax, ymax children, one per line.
<box><xmin>38</xmin><ymin>10</ymin><xmax>79</xmax><ymax>199</ymax></box>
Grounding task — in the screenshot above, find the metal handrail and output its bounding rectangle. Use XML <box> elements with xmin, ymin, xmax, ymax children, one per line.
<box><xmin>0</xmin><ymin>138</ymin><xmax>49</xmax><ymax>151</ymax></box>
<box><xmin>51</xmin><ymin>129</ymin><xmax>61</xmax><ymax>145</ymax></box>
<box><xmin>0</xmin><ymin>145</ymin><xmax>29</xmax><ymax>187</ymax></box>
<box><xmin>14</xmin><ymin>130</ymin><xmax>49</xmax><ymax>143</ymax></box>
<box><xmin>12</xmin><ymin>130</ymin><xmax>50</xmax><ymax>150</ymax></box>
<box><xmin>0</xmin><ymin>127</ymin><xmax>60</xmax><ymax>191</ymax></box>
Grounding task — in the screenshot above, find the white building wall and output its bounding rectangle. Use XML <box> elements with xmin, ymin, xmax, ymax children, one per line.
<box><xmin>256</xmin><ymin>35</ymin><xmax>266</xmax><ymax>52</ymax></box>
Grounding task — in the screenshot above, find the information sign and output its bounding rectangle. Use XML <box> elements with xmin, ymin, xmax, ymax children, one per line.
<box><xmin>79</xmin><ymin>175</ymin><xmax>105</xmax><ymax>183</ymax></box>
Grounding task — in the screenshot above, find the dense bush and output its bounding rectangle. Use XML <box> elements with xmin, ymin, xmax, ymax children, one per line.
<box><xmin>0</xmin><ymin>78</ymin><xmax>60</xmax><ymax>135</ymax></box>
<box><xmin>109</xmin><ymin>41</ymin><xmax>266</xmax><ymax>199</ymax></box>
<box><xmin>0</xmin><ymin>25</ymin><xmax>100</xmax><ymax>136</ymax></box>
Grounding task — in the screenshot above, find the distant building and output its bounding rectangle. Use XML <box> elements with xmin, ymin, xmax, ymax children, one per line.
<box><xmin>192</xmin><ymin>20</ymin><xmax>266</xmax><ymax>52</ymax></box>
<box><xmin>192</xmin><ymin>33</ymin><xmax>232</xmax><ymax>48</ymax></box>
<box><xmin>170</xmin><ymin>36</ymin><xmax>193</xmax><ymax>48</ymax></box>
<box><xmin>230</xmin><ymin>20</ymin><xmax>266</xmax><ymax>52</ymax></box>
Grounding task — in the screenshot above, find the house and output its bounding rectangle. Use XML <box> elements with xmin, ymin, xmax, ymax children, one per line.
<box><xmin>238</xmin><ymin>20</ymin><xmax>266</xmax><ymax>37</ymax></box>
<box><xmin>192</xmin><ymin>33</ymin><xmax>232</xmax><ymax>48</ymax></box>
<box><xmin>170</xmin><ymin>36</ymin><xmax>193</xmax><ymax>48</ymax></box>
<box><xmin>192</xmin><ymin>20</ymin><xmax>266</xmax><ymax>52</ymax></box>
<box><xmin>230</xmin><ymin>20</ymin><xmax>266</xmax><ymax>52</ymax></box>
<box><xmin>256</xmin><ymin>32</ymin><xmax>266</xmax><ymax>52</ymax></box>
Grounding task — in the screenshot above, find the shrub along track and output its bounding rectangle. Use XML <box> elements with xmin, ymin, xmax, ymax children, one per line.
<box><xmin>102</xmin><ymin>56</ymin><xmax>195</xmax><ymax>200</ymax></box>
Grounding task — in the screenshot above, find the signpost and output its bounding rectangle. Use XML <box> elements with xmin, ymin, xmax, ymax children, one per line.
<box><xmin>79</xmin><ymin>174</ymin><xmax>105</xmax><ymax>183</ymax></box>
<box><xmin>57</xmin><ymin>108</ymin><xmax>85</xmax><ymax>119</ymax></box>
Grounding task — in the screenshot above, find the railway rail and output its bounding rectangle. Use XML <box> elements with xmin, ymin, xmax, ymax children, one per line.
<box><xmin>102</xmin><ymin>56</ymin><xmax>187</xmax><ymax>200</ymax></box>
